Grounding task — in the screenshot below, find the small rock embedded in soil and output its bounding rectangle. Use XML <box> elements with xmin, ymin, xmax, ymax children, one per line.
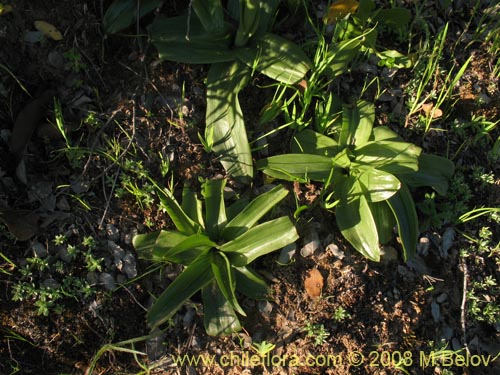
<box><xmin>326</xmin><ymin>243</ymin><xmax>344</xmax><ymax>259</ymax></box>
<box><xmin>380</xmin><ymin>245</ymin><xmax>398</xmax><ymax>263</ymax></box>
<box><xmin>99</xmin><ymin>272</ymin><xmax>116</xmax><ymax>290</ymax></box>
<box><xmin>32</xmin><ymin>241</ymin><xmax>48</xmax><ymax>258</ymax></box>
<box><xmin>441</xmin><ymin>227</ymin><xmax>455</xmax><ymax>258</ymax></box>
<box><xmin>417</xmin><ymin>236</ymin><xmax>430</xmax><ymax>256</ymax></box>
<box><xmin>300</xmin><ymin>228</ymin><xmax>320</xmax><ymax>257</ymax></box>
<box><xmin>431</xmin><ymin>300</ymin><xmax>441</xmax><ymax>323</ymax></box>
<box><xmin>278</xmin><ymin>243</ymin><xmax>296</xmax><ymax>264</ymax></box>
<box><xmin>105</xmin><ymin>223</ymin><xmax>120</xmax><ymax>242</ymax></box>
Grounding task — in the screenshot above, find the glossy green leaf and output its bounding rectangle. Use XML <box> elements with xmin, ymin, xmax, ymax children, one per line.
<box><xmin>211</xmin><ymin>252</ymin><xmax>246</xmax><ymax>316</ymax></box>
<box><xmin>222</xmin><ymin>185</ymin><xmax>288</xmax><ymax>240</ymax></box>
<box><xmin>153</xmin><ymin>181</ymin><xmax>200</xmax><ymax>235</ymax></box>
<box><xmin>182</xmin><ymin>185</ymin><xmax>204</xmax><ymax>227</ymax></box>
<box><xmin>132</xmin><ymin>231</ymin><xmax>162</xmax><ymax>260</ymax></box>
<box><xmin>257</xmin><ymin>154</ymin><xmax>334</xmax><ymax>182</ymax></box>
<box><xmin>103</xmin><ymin>0</ymin><xmax>160</xmax><ymax>34</ymax></box>
<box><xmin>386</xmin><ymin>183</ymin><xmax>418</xmax><ymax>261</ymax></box>
<box><xmin>191</xmin><ymin>0</ymin><xmax>225</xmax><ymax>32</ymax></box>
<box><xmin>159</xmin><ymin>233</ymin><xmax>216</xmax><ymax>264</ymax></box>
<box><xmin>206</xmin><ymin>61</ymin><xmax>253</xmax><ymax>182</ymax></box>
<box><xmin>369</xmin><ymin>201</ymin><xmax>396</xmax><ymax>245</ymax></box>
<box><xmin>236</xmin><ymin>33</ymin><xmax>311</xmax><ymax>85</ymax></box>
<box><xmin>221</xmin><ymin>217</ymin><xmax>299</xmax><ymax>266</ymax></box>
<box><xmin>339</xmin><ymin>103</ymin><xmax>357</xmax><ymax>147</ymax></box>
<box><xmin>354</xmin><ymin>100</ymin><xmax>375</xmax><ymax>147</ymax></box>
<box><xmin>226</xmin><ymin>198</ymin><xmax>250</xmax><ymax>221</ymax></box>
<box><xmin>291</xmin><ymin>129</ymin><xmax>339</xmax><ymax>157</ymax></box>
<box><xmin>148</xmin><ymin>251</ymin><xmax>213</xmax><ymax>329</ymax></box>
<box><xmin>336</xmin><ymin>180</ymin><xmax>380</xmax><ymax>261</ymax></box>
<box><xmin>370</xmin><ymin>126</ymin><xmax>403</xmax><ymax>142</ymax></box>
<box><xmin>353</xmin><ymin>140</ymin><xmax>421</xmax><ymax>174</ymax></box>
<box><xmin>325</xmin><ymin>38</ymin><xmax>362</xmax><ymax>78</ymax></box>
<box><xmin>373</xmin><ymin>8</ymin><xmax>411</xmax><ymax>30</ymax></box>
<box><xmin>202</xmin><ymin>281</ymin><xmax>241</xmax><ymax>336</ymax></box>
<box><xmin>358</xmin><ymin>168</ymin><xmax>401</xmax><ymax>202</ymax></box>
<box><xmin>202</xmin><ymin>179</ymin><xmax>227</xmax><ymax>238</ymax></box>
<box><xmin>151</xmin><ymin>15</ymin><xmax>235</xmax><ymax>63</ymax></box>
<box><xmin>234</xmin><ymin>266</ymin><xmax>269</xmax><ymax>300</ymax></box>
<box><xmin>399</xmin><ymin>153</ymin><xmax>455</xmax><ymax>196</ymax></box>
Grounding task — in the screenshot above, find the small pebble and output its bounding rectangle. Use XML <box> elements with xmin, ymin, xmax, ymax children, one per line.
<box><xmin>32</xmin><ymin>242</ymin><xmax>48</xmax><ymax>258</ymax></box>
<box><xmin>99</xmin><ymin>272</ymin><xmax>116</xmax><ymax>290</ymax></box>
<box><xmin>258</xmin><ymin>300</ymin><xmax>273</xmax><ymax>315</ymax></box>
<box><xmin>106</xmin><ymin>224</ymin><xmax>120</xmax><ymax>242</ymax></box>
<box><xmin>300</xmin><ymin>229</ymin><xmax>320</xmax><ymax>257</ymax></box>
<box><xmin>441</xmin><ymin>227</ymin><xmax>455</xmax><ymax>258</ymax></box>
<box><xmin>380</xmin><ymin>245</ymin><xmax>398</xmax><ymax>263</ymax></box>
<box><xmin>278</xmin><ymin>243</ymin><xmax>296</xmax><ymax>264</ymax></box>
<box><xmin>431</xmin><ymin>300</ymin><xmax>441</xmax><ymax>322</ymax></box>
<box><xmin>417</xmin><ymin>236</ymin><xmax>430</xmax><ymax>256</ymax></box>
<box><xmin>437</xmin><ymin>293</ymin><xmax>448</xmax><ymax>303</ymax></box>
<box><xmin>326</xmin><ymin>243</ymin><xmax>344</xmax><ymax>259</ymax></box>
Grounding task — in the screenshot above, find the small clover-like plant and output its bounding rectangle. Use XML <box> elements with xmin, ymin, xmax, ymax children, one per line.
<box><xmin>258</xmin><ymin>100</ymin><xmax>454</xmax><ymax>261</ymax></box>
<box><xmin>133</xmin><ymin>179</ymin><xmax>298</xmax><ymax>335</ymax></box>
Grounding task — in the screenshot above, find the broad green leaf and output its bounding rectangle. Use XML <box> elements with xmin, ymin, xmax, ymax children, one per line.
<box><xmin>234</xmin><ymin>266</ymin><xmax>269</xmax><ymax>300</ymax></box>
<box><xmin>202</xmin><ymin>281</ymin><xmax>241</xmax><ymax>336</ymax></box>
<box><xmin>192</xmin><ymin>0</ymin><xmax>225</xmax><ymax>33</ymax></box>
<box><xmin>325</xmin><ymin>38</ymin><xmax>362</xmax><ymax>78</ymax></box>
<box><xmin>221</xmin><ymin>217</ymin><xmax>299</xmax><ymax>266</ymax></box>
<box><xmin>235</xmin><ymin>33</ymin><xmax>311</xmax><ymax>85</ymax></box>
<box><xmin>234</xmin><ymin>0</ymin><xmax>261</xmax><ymax>47</ymax></box>
<box><xmin>211</xmin><ymin>252</ymin><xmax>246</xmax><ymax>316</ymax></box>
<box><xmin>152</xmin><ymin>181</ymin><xmax>200</xmax><ymax>235</ymax></box>
<box><xmin>370</xmin><ymin>126</ymin><xmax>403</xmax><ymax>142</ymax></box>
<box><xmin>257</xmin><ymin>154</ymin><xmax>334</xmax><ymax>182</ymax></box>
<box><xmin>159</xmin><ymin>233</ymin><xmax>216</xmax><ymax>265</ymax></box>
<box><xmin>354</xmin><ymin>100</ymin><xmax>375</xmax><ymax>147</ymax></box>
<box><xmin>291</xmin><ymin>129</ymin><xmax>339</xmax><ymax>157</ymax></box>
<box><xmin>132</xmin><ymin>231</ymin><xmax>162</xmax><ymax>260</ymax></box>
<box><xmin>358</xmin><ymin>168</ymin><xmax>400</xmax><ymax>202</ymax></box>
<box><xmin>356</xmin><ymin>0</ymin><xmax>375</xmax><ymax>25</ymax></box>
<box><xmin>148</xmin><ymin>251</ymin><xmax>214</xmax><ymax>329</ymax></box>
<box><xmin>182</xmin><ymin>185</ymin><xmax>204</xmax><ymax>227</ymax></box>
<box><xmin>336</xmin><ymin>187</ymin><xmax>380</xmax><ymax>261</ymax></box>
<box><xmin>206</xmin><ymin>61</ymin><xmax>253</xmax><ymax>182</ymax></box>
<box><xmin>202</xmin><ymin>179</ymin><xmax>227</xmax><ymax>238</ymax></box>
<box><xmin>339</xmin><ymin>103</ymin><xmax>357</xmax><ymax>147</ymax></box>
<box><xmin>222</xmin><ymin>185</ymin><xmax>288</xmax><ymax>240</ymax></box>
<box><xmin>255</xmin><ymin>0</ymin><xmax>281</xmax><ymax>35</ymax></box>
<box><xmin>399</xmin><ymin>153</ymin><xmax>455</xmax><ymax>196</ymax></box>
<box><xmin>369</xmin><ymin>201</ymin><xmax>396</xmax><ymax>245</ymax></box>
<box><xmin>386</xmin><ymin>183</ymin><xmax>418</xmax><ymax>262</ymax></box>
<box><xmin>226</xmin><ymin>198</ymin><xmax>250</xmax><ymax>221</ymax></box>
<box><xmin>377</xmin><ymin>50</ymin><xmax>413</xmax><ymax>69</ymax></box>
<box><xmin>373</xmin><ymin>8</ymin><xmax>411</xmax><ymax>30</ymax></box>
<box><xmin>339</xmin><ymin>100</ymin><xmax>374</xmax><ymax>148</ymax></box>
<box><xmin>103</xmin><ymin>0</ymin><xmax>160</xmax><ymax>34</ymax></box>
<box><xmin>353</xmin><ymin>140</ymin><xmax>421</xmax><ymax>174</ymax></box>
<box><xmin>151</xmin><ymin>15</ymin><xmax>236</xmax><ymax>63</ymax></box>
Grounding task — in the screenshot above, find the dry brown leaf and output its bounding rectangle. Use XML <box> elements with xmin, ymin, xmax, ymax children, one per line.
<box><xmin>304</xmin><ymin>268</ymin><xmax>324</xmax><ymax>298</ymax></box>
<box><xmin>0</xmin><ymin>208</ymin><xmax>39</xmax><ymax>241</ymax></box>
<box><xmin>326</xmin><ymin>0</ymin><xmax>359</xmax><ymax>24</ymax></box>
<box><xmin>34</xmin><ymin>20</ymin><xmax>63</xmax><ymax>41</ymax></box>
<box><xmin>10</xmin><ymin>90</ymin><xmax>55</xmax><ymax>161</ymax></box>
<box><xmin>421</xmin><ymin>103</ymin><xmax>443</xmax><ymax>118</ymax></box>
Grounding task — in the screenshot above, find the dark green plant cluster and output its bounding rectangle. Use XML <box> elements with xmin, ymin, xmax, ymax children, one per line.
<box><xmin>103</xmin><ymin>0</ymin><xmax>455</xmax><ymax>334</ymax></box>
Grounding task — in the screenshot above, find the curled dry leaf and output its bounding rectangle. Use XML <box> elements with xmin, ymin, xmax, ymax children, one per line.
<box><xmin>34</xmin><ymin>20</ymin><xmax>63</xmax><ymax>41</ymax></box>
<box><xmin>421</xmin><ymin>103</ymin><xmax>443</xmax><ymax>119</ymax></box>
<box><xmin>304</xmin><ymin>268</ymin><xmax>324</xmax><ymax>298</ymax></box>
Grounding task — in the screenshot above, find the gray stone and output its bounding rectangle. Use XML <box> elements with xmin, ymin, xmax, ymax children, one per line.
<box><xmin>99</xmin><ymin>272</ymin><xmax>116</xmax><ymax>290</ymax></box>
<box><xmin>431</xmin><ymin>300</ymin><xmax>441</xmax><ymax>322</ymax></box>
<box><xmin>32</xmin><ymin>242</ymin><xmax>48</xmax><ymax>258</ymax></box>
<box><xmin>278</xmin><ymin>243</ymin><xmax>296</xmax><ymax>264</ymax></box>
<box><xmin>106</xmin><ymin>224</ymin><xmax>120</xmax><ymax>242</ymax></box>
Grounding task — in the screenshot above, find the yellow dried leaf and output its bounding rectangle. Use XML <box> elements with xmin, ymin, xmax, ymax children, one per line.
<box><xmin>34</xmin><ymin>20</ymin><xmax>63</xmax><ymax>41</ymax></box>
<box><xmin>326</xmin><ymin>0</ymin><xmax>359</xmax><ymax>24</ymax></box>
<box><xmin>0</xmin><ymin>4</ymin><xmax>13</xmax><ymax>15</ymax></box>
